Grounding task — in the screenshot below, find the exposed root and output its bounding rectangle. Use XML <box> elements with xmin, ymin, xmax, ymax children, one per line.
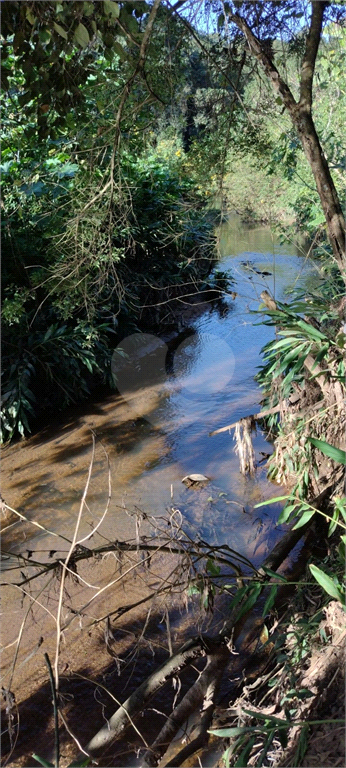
<box><xmin>140</xmin><ymin>639</ymin><xmax>230</xmax><ymax>767</ymax></box>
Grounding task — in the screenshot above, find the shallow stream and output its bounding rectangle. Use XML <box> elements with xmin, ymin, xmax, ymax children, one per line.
<box><xmin>2</xmin><ymin>215</ymin><xmax>316</xmax><ymax>565</ymax></box>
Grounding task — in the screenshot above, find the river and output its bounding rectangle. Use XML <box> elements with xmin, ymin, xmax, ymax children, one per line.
<box><xmin>1</xmin><ymin>215</ymin><xmax>318</xmax><ymax>766</ymax></box>
<box><xmin>2</xmin><ymin>215</ymin><xmax>315</xmax><ymax>562</ymax></box>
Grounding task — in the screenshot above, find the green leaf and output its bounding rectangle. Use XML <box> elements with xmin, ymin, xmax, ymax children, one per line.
<box><xmin>206</xmin><ymin>558</ymin><xmax>220</xmax><ymax>576</ymax></box>
<box><xmin>54</xmin><ymin>22</ymin><xmax>68</xmax><ymax>40</ymax></box>
<box><xmin>309</xmin><ymin>564</ymin><xmax>344</xmax><ymax>602</ymax></box>
<box><xmin>262</xmin><ymin>584</ymin><xmax>278</xmax><ymax>616</ymax></box>
<box><xmin>255</xmin><ymin>496</ymin><xmax>289</xmax><ymax>507</ymax></box>
<box><xmin>292</xmin><ymin>508</ymin><xmax>315</xmax><ymax>529</ymax></box>
<box><xmin>26</xmin><ymin>8</ymin><xmax>36</xmax><ymax>24</ymax></box>
<box><xmin>32</xmin><ymin>756</ymin><xmax>54</xmax><ymax>768</ymax></box>
<box><xmin>277</xmin><ymin>503</ymin><xmax>297</xmax><ymax>524</ymax></box>
<box><xmin>279</xmin><ymin>343</ymin><xmax>308</xmax><ymax>371</ymax></box>
<box><xmin>83</xmin><ymin>2</ymin><xmax>94</xmax><ymax>16</ymax></box>
<box><xmin>103</xmin><ymin>0</ymin><xmax>120</xmax><ymax>19</ymax></box>
<box><xmin>74</xmin><ymin>22</ymin><xmax>90</xmax><ymax>48</ymax></box>
<box><xmin>243</xmin><ymin>710</ymin><xmax>290</xmax><ymax>726</ymax></box>
<box><xmin>236</xmin><ymin>583</ymin><xmax>262</xmax><ymax>621</ymax></box>
<box><xmin>308</xmin><ymin>438</ymin><xmax>345</xmax><ymax>465</ymax></box>
<box><xmin>235</xmin><ymin>735</ymin><xmax>256</xmax><ymax>766</ymax></box>
<box><xmin>209</xmin><ymin>726</ymin><xmax>253</xmax><ymax>738</ymax></box>
<box><xmin>261</xmin><ymin>567</ymin><xmax>287</xmax><ymax>582</ymax></box>
<box><xmin>113</xmin><ymin>41</ymin><xmax>127</xmax><ymax>60</ymax></box>
<box><xmin>295</xmin><ymin>319</ymin><xmax>328</xmax><ymax>341</ymax></box>
<box><xmin>38</xmin><ymin>29</ymin><xmax>52</xmax><ymax>44</ymax></box>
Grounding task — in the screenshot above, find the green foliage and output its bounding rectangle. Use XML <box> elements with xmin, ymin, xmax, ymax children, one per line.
<box><xmin>255</xmin><ymin>292</ymin><xmax>343</xmax><ymax>412</ymax></box>
<box><xmin>1</xmin><ymin>75</ymin><xmax>216</xmax><ymax>441</ymax></box>
<box><xmin>1</xmin><ymin>1</ymin><xmax>149</xmax><ymax>139</ymax></box>
<box><xmin>309</xmin><ymin>564</ymin><xmax>345</xmax><ymax>604</ymax></box>
<box><xmin>307</xmin><ymin>438</ymin><xmax>346</xmax><ymax>465</ymax></box>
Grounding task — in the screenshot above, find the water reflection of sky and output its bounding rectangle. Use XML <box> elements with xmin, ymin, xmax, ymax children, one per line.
<box><xmin>2</xmin><ymin>219</ymin><xmax>317</xmax><ymax>567</ymax></box>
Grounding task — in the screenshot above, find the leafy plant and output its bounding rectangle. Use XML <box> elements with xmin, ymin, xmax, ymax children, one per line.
<box><xmin>309</xmin><ymin>564</ymin><xmax>345</xmax><ymax>605</ymax></box>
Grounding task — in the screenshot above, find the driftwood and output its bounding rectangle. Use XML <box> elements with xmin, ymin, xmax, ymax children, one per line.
<box><xmin>86</xmin><ymin>636</ymin><xmax>210</xmax><ymax>756</ymax></box>
<box><xmin>140</xmin><ymin>639</ymin><xmax>230</xmax><ymax>767</ymax></box>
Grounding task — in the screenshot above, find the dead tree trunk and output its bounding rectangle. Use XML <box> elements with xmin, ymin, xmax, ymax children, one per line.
<box><xmin>228</xmin><ymin>1</ymin><xmax>345</xmax><ymax>274</ymax></box>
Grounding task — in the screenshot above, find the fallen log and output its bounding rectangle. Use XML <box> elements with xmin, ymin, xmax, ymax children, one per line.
<box><xmin>140</xmin><ymin>639</ymin><xmax>230</xmax><ymax>768</ymax></box>
<box><xmin>85</xmin><ymin>635</ymin><xmax>210</xmax><ymax>756</ymax></box>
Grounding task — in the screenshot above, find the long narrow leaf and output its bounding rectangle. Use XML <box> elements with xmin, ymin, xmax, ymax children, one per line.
<box><xmin>295</xmin><ymin>319</ymin><xmax>328</xmax><ymax>341</ymax></box>
<box><xmin>292</xmin><ymin>508</ymin><xmax>315</xmax><ymax>529</ymax></box>
<box><xmin>255</xmin><ymin>496</ymin><xmax>289</xmax><ymax>507</ymax></box>
<box><xmin>308</xmin><ymin>438</ymin><xmax>345</xmax><ymax>465</ymax></box>
<box><xmin>309</xmin><ymin>564</ymin><xmax>344</xmax><ymax>602</ymax></box>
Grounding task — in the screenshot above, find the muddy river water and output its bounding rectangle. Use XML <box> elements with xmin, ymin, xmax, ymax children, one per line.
<box><xmin>1</xmin><ymin>215</ymin><xmax>318</xmax><ymax>765</ymax></box>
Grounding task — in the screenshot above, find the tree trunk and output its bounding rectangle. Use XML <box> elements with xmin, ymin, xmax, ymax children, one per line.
<box><xmin>228</xmin><ymin>3</ymin><xmax>346</xmax><ymax>274</ymax></box>
<box><xmin>291</xmin><ymin>108</ymin><xmax>345</xmax><ymax>272</ymax></box>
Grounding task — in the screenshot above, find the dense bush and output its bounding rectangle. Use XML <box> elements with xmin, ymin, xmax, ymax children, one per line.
<box><xmin>1</xmin><ymin>132</ymin><xmax>216</xmax><ymax>441</ymax></box>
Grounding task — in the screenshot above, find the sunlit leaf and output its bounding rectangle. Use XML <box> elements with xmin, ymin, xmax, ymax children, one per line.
<box><xmin>103</xmin><ymin>1</ymin><xmax>120</xmax><ymax>19</ymax></box>
<box><xmin>292</xmin><ymin>508</ymin><xmax>315</xmax><ymax>529</ymax></box>
<box><xmin>295</xmin><ymin>319</ymin><xmax>328</xmax><ymax>341</ymax></box>
<box><xmin>255</xmin><ymin>496</ymin><xmax>289</xmax><ymax>507</ymax></box>
<box><xmin>32</xmin><ymin>756</ymin><xmax>54</xmax><ymax>768</ymax></box>
<box><xmin>308</xmin><ymin>438</ymin><xmax>345</xmax><ymax>465</ymax></box>
<box><xmin>277</xmin><ymin>503</ymin><xmax>297</xmax><ymax>524</ymax></box>
<box><xmin>309</xmin><ymin>564</ymin><xmax>344</xmax><ymax>602</ymax></box>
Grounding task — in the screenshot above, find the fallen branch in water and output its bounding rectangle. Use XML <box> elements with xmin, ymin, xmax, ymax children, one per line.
<box><xmin>209</xmin><ymin>404</ymin><xmax>282</xmax><ymax>436</ymax></box>
<box><xmin>1</xmin><ymin>529</ymin><xmax>251</xmax><ymax>588</ymax></box>
<box><xmin>209</xmin><ymin>399</ymin><xmax>324</xmax><ymax>437</ymax></box>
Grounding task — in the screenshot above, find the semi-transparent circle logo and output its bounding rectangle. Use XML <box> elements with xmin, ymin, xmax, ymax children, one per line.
<box><xmin>111</xmin><ymin>332</ymin><xmax>235</xmax><ymax>425</ymax></box>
